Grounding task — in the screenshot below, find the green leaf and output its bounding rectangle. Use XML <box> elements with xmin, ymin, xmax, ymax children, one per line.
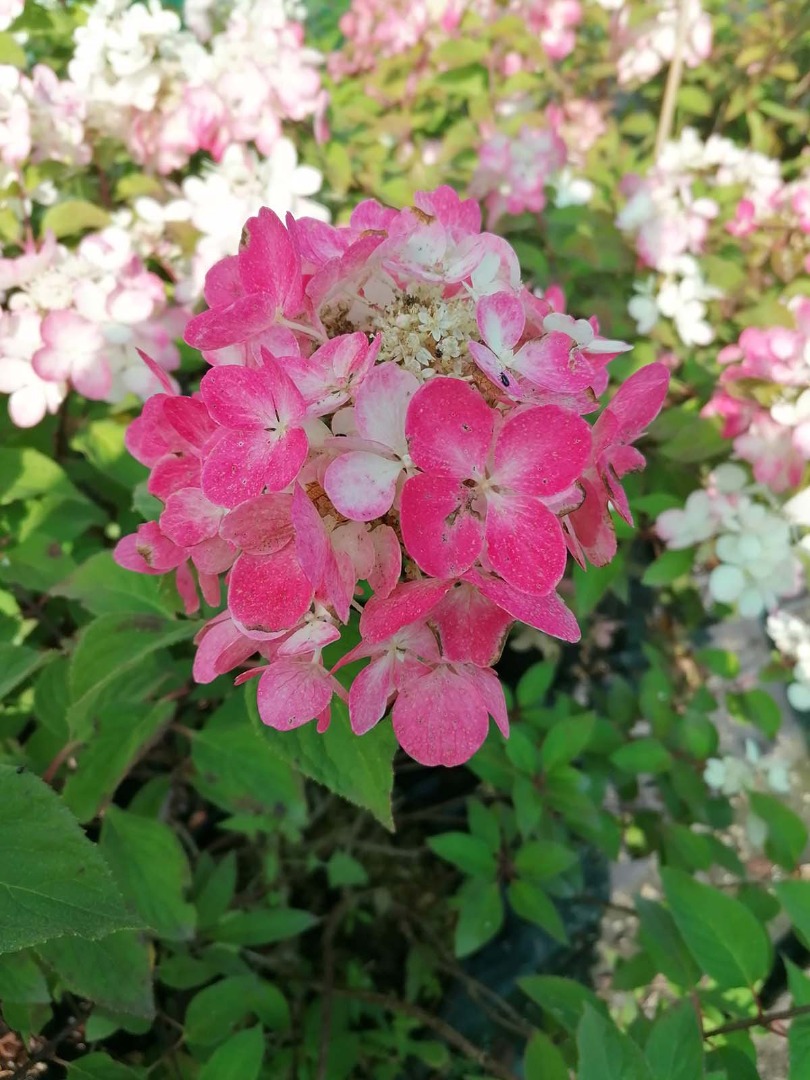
<box><xmin>67</xmin><ymin>613</ymin><xmax>197</xmax><ymax>738</ymax></box>
<box><xmin>635</xmin><ymin>898</ymin><xmax>700</xmax><ymax>988</ymax></box>
<box><xmin>645</xmin><ymin>1001</ymin><xmax>704</xmax><ymax>1079</ymax></box>
<box><xmin>185</xmin><ymin>975</ymin><xmax>289</xmax><ymax>1049</ymax></box>
<box><xmin>787</xmin><ymin>962</ymin><xmax>810</xmax><ymax>1079</ymax></box>
<box><xmin>62</xmin><ymin>700</ymin><xmax>174</xmax><ymax>823</ymax></box>
<box><xmin>659</xmin><ymin>417</ymin><xmax>727</xmax><ymax>463</ymax></box>
<box><xmin>508</xmin><ymin>881</ymin><xmax>567</xmax><ymax>943</ymax></box>
<box><xmin>524</xmin><ymin>1030</ymin><xmax>568</xmax><ymax>1080</ymax></box>
<box><xmin>541</xmin><ymin>714</ymin><xmax>595</xmax><ymax>771</ymax></box>
<box><xmin>210</xmin><ymin>907</ymin><xmax>317</xmax><ymax>946</ymax></box>
<box><xmin>577</xmin><ymin>1005</ymin><xmax>652</xmax><ymax>1080</ymax></box>
<box><xmin>513</xmin><ymin>840</ymin><xmax>578</xmax><ymax>882</ymax></box>
<box><xmin>326</xmin><ymin>852</ymin><xmax>369</xmax><ymax>888</ymax></box>
<box><xmin>41</xmin><ymin>199</ymin><xmax>111</xmax><ymax>238</ymax></box>
<box><xmin>195</xmin><ymin>853</ymin><xmax>238</xmax><ymax>928</ymax></box>
<box><xmin>100</xmin><ymin>807</ymin><xmax>196</xmax><ymax>942</ymax></box>
<box><xmin>0</xmin><ymin>31</ymin><xmax>26</xmax><ymax>66</ymax></box>
<box><xmin>518</xmin><ymin>976</ymin><xmax>607</xmax><ymax>1034</ymax></box>
<box><xmin>198</xmin><ymin>1026</ymin><xmax>265</xmax><ymax>1080</ymax></box>
<box><xmin>190</xmin><ymin>700</ymin><xmax>304</xmax><ymax>821</ymax></box>
<box><xmin>726</xmin><ymin>689</ymin><xmax>782</xmax><ymax>738</ymax></box>
<box><xmin>517</xmin><ymin>662</ymin><xmax>556</xmax><ymax>708</ymax></box>
<box><xmin>695</xmin><ymin>649</ymin><xmax>740</xmax><ymax>678</ymax></box>
<box><xmin>53</xmin><ymin>552</ymin><xmax>177</xmax><ymax>617</ymax></box>
<box><xmin>0</xmin><ymin>448</ymin><xmax>76</xmax><ymax>504</ymax></box>
<box><xmin>0</xmin><ymin>643</ymin><xmax>52</xmax><ymax>702</ymax></box>
<box><xmin>0</xmin><ymin>950</ymin><xmax>49</xmax><ymax>1004</ymax></box>
<box><xmin>775</xmin><ymin>882</ymin><xmax>810</xmax><ymax>948</ymax></box>
<box><xmin>749</xmin><ymin>792</ymin><xmax>808</xmax><ymax>869</ymax></box>
<box><xmin>454</xmin><ymin>880</ymin><xmax>503</xmax><ymax>958</ymax></box>
<box><xmin>642</xmin><ymin>548</ymin><xmax>694</xmax><ymax>586</ymax></box>
<box><xmin>427</xmin><ymin>832</ymin><xmax>497</xmax><ymax>877</ymax></box>
<box><xmin>662</xmin><ymin>868</ymin><xmax>771</xmax><ymax>988</ymax></box>
<box><xmin>0</xmin><ymin>765</ymin><xmax>138</xmax><ymax>954</ymax></box>
<box><xmin>66</xmin><ymin>1053</ymin><xmax>146</xmax><ymax>1079</ymax></box>
<box><xmin>611</xmin><ymin>738</ymin><xmax>672</xmax><ymax>775</ymax></box>
<box><xmin>37</xmin><ymin>931</ymin><xmax>154</xmax><ymax>1018</ymax></box>
<box><xmin>248</xmin><ymin>691</ymin><xmax>395</xmax><ymax>830</ymax></box>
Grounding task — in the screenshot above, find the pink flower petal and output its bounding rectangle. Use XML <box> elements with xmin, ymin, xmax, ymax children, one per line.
<box><xmin>354</xmin><ymin>361</ymin><xmax>419</xmax><ymax>450</ymax></box>
<box><xmin>201</xmin><ymin>427</ymin><xmax>308</xmax><ymax>508</ymax></box>
<box><xmin>514</xmin><ymin>333</ymin><xmax>595</xmax><ymax>392</ymax></box>
<box><xmin>238</xmin><ymin>207</ymin><xmax>303</xmax><ymax>317</ymax></box>
<box><xmin>367</xmin><ymin>524</ymin><xmax>401</xmax><ymax>598</ymax></box>
<box><xmin>160</xmin><ymin>487</ymin><xmax>223</xmax><ymax>547</ymax></box>
<box><xmin>460</xmin><ymin>665</ymin><xmax>509</xmax><ymax>737</ymax></box>
<box><xmin>477</xmin><ymin>291</ymin><xmax>525</xmax><ymax>353</ymax></box>
<box><xmin>193</xmin><ymin>616</ymin><xmax>257</xmax><ymax>684</ymax></box>
<box><xmin>567</xmin><ymin>476</ymin><xmax>616</xmax><ymax>567</ymax></box>
<box><xmin>405</xmin><ymin>377</ymin><xmax>493</xmax><ymax>477</ymax></box>
<box><xmin>256</xmin><ymin>657</ymin><xmax>334</xmax><ymax>731</ymax></box>
<box><xmin>349</xmin><ymin>653</ymin><xmax>395</xmax><ymax>735</ymax></box>
<box><xmin>392</xmin><ymin>666</ymin><xmax>491</xmax><ymax>767</ymax></box>
<box><xmin>220</xmin><ymin>493</ymin><xmax>294</xmax><ymax>554</ymax></box>
<box><xmin>493</xmin><ymin>405</ymin><xmax>591</xmax><ymax>495</ymax></box>
<box><xmin>359</xmin><ymin>578</ymin><xmax>452</xmax><ymax>644</ymax></box>
<box><xmin>229</xmin><ymin>547</ymin><xmax>314</xmax><ymax>636</ymax></box>
<box><xmin>185</xmin><ymin>292</ymin><xmax>279</xmax><ymax>350</ymax></box>
<box><xmin>430</xmin><ymin>581</ymin><xmax>513</xmax><ymax>666</ymax></box>
<box><xmin>324</xmin><ymin>451</ymin><xmax>402</xmax><ymax>521</ymax></box>
<box><xmin>484</xmin><ymin>492</ymin><xmax>567</xmax><ymax>594</ymax></box>
<box><xmin>291</xmin><ymin>483</ymin><xmax>330</xmax><ymax>589</ymax></box>
<box><xmin>467</xmin><ymin>571</ymin><xmax>581</xmax><ymax>642</ymax></box>
<box><xmin>400</xmin><ymin>472</ymin><xmax>485</xmax><ymax>579</ymax></box>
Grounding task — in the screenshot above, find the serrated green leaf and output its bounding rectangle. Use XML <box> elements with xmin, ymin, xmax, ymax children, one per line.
<box><xmin>428</xmin><ymin>832</ymin><xmax>497</xmax><ymax>877</ymax></box>
<box><xmin>577</xmin><ymin>1005</ymin><xmax>653</xmax><ymax>1080</ymax></box>
<box><xmin>0</xmin><ymin>643</ymin><xmax>52</xmax><ymax>702</ymax></box>
<box><xmin>37</xmin><ymin>931</ymin><xmax>154</xmax><ymax>1018</ymax></box>
<box><xmin>645</xmin><ymin>1001</ymin><xmax>704</xmax><ymax>1079</ymax></box>
<box><xmin>0</xmin><ymin>766</ymin><xmax>139</xmax><ymax>954</ymax></box>
<box><xmin>185</xmin><ymin>975</ymin><xmax>288</xmax><ymax>1049</ymax></box>
<box><xmin>635</xmin><ymin>898</ymin><xmax>700</xmax><ymax>988</ymax></box>
<box><xmin>524</xmin><ymin>1030</ymin><xmax>567</xmax><ymax>1079</ymax></box>
<box><xmin>508</xmin><ymin>881</ymin><xmax>567</xmax><ymax>943</ymax></box>
<box><xmin>247</xmin><ymin>691</ymin><xmax>395</xmax><ymax>830</ymax></box>
<box><xmin>211</xmin><ymin>907</ymin><xmax>317</xmax><ymax>946</ymax></box>
<box><xmin>518</xmin><ymin>975</ymin><xmax>607</xmax><ymax>1033</ymax></box>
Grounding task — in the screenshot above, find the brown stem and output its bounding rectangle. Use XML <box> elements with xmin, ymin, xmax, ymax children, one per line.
<box><xmin>704</xmin><ymin>1002</ymin><xmax>810</xmax><ymax>1039</ymax></box>
<box><xmin>316</xmin><ymin>895</ymin><xmax>352</xmax><ymax>1080</ymax></box>
<box><xmin>654</xmin><ymin>0</ymin><xmax>691</xmax><ymax>159</ymax></box>
<box><xmin>42</xmin><ymin>740</ymin><xmax>82</xmax><ymax>785</ymax></box>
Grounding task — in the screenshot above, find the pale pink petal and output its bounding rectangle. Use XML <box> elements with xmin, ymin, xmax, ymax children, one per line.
<box><xmin>324</xmin><ymin>451</ymin><xmax>402</xmax><ymax>521</ymax></box>
<box><xmin>400</xmin><ymin>472</ymin><xmax>485</xmax><ymax>579</ymax></box>
<box><xmin>430</xmin><ymin>582</ymin><xmax>512</xmax><ymax>666</ymax></box>
<box><xmin>392</xmin><ymin>666</ymin><xmax>490</xmax><ymax>767</ymax></box>
<box><xmin>277</xmin><ymin>621</ymin><xmax>341</xmax><ymax>656</ymax></box>
<box><xmin>255</xmin><ymin>658</ymin><xmax>334</xmax><ymax>730</ymax></box>
<box><xmin>229</xmin><ymin>547</ymin><xmax>314</xmax><ymax>636</ymax></box>
<box><xmin>160</xmin><ymin>487</ymin><xmax>223</xmax><ymax>547</ymax></box>
<box><xmin>405</xmin><ymin>377</ymin><xmax>493</xmax><ymax>477</ymax></box>
<box><xmin>359</xmin><ymin>579</ymin><xmax>452</xmax><ymax>644</ymax></box>
<box><xmin>190</xmin><ymin>536</ymin><xmax>236</xmax><ymax>575</ymax></box>
<box><xmin>477</xmin><ymin>291</ymin><xmax>524</xmax><ymax>353</ymax></box>
<box><xmin>193</xmin><ymin>617</ymin><xmax>257</xmax><ymax>684</ymax></box>
<box><xmin>175</xmin><ymin>561</ymin><xmax>199</xmax><ymax>616</ymax></box>
<box><xmin>220</xmin><ymin>493</ymin><xmax>294</xmax><ymax>554</ymax></box>
<box><xmin>349</xmin><ymin>653</ymin><xmax>395</xmax><ymax>735</ymax></box>
<box><xmin>354</xmin><ymin>361</ymin><xmax>419</xmax><ymax>450</ymax></box>
<box><xmin>200</xmin><ymin>365</ymin><xmax>279</xmax><ymax>429</ymax></box>
<box><xmin>467</xmin><ymin>341</ymin><xmax>512</xmax><ymax>390</ymax></box>
<box><xmin>367</xmin><ymin>524</ymin><xmax>401</xmax><ymax>598</ymax></box>
<box><xmin>113</xmin><ymin>521</ymin><xmax>186</xmax><ymax>573</ymax></box>
<box><xmin>493</xmin><ymin>405</ymin><xmax>591</xmax><ymax>495</ymax></box>
<box><xmin>291</xmin><ymin>483</ymin><xmax>330</xmax><ymax>589</ymax></box>
<box><xmin>484</xmin><ymin>492</ymin><xmax>567</xmax><ymax>594</ymax></box>
<box><xmin>185</xmin><ymin>293</ymin><xmax>279</xmax><ymax>350</ymax></box>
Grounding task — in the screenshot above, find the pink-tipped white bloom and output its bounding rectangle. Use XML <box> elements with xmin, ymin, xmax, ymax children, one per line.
<box><xmin>115</xmin><ymin>190</ymin><xmax>667</xmax><ymax>766</ymax></box>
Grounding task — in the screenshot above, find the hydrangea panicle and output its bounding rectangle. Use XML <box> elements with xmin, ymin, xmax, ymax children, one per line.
<box><xmin>116</xmin><ymin>186</ymin><xmax>668</xmax><ymax>766</ymax></box>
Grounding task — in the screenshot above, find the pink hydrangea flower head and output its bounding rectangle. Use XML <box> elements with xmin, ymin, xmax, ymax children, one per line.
<box><xmin>115</xmin><ymin>187</ymin><xmax>667</xmax><ymax>766</ymax></box>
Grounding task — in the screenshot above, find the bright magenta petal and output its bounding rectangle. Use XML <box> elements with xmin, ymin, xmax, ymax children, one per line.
<box><xmin>405</xmin><ymin>377</ymin><xmax>493</xmax><ymax>477</ymax></box>
<box><xmin>400</xmin><ymin>472</ymin><xmax>484</xmax><ymax>579</ymax></box>
<box><xmin>160</xmin><ymin>487</ymin><xmax>222</xmax><ymax>547</ymax></box>
<box><xmin>202</xmin><ymin>427</ymin><xmax>308</xmax><ymax>508</ymax></box>
<box><xmin>484</xmin><ymin>493</ymin><xmax>566</xmax><ymax>595</ymax></box>
<box><xmin>359</xmin><ymin>578</ymin><xmax>452</xmax><ymax>644</ymax></box>
<box><xmin>493</xmin><ymin>405</ymin><xmax>591</xmax><ymax>496</ymax></box>
<box><xmin>567</xmin><ymin>476</ymin><xmax>617</xmax><ymax>567</ymax></box>
<box><xmin>515</xmin><ymin>333</ymin><xmax>595</xmax><ymax>392</ymax></box>
<box><xmin>430</xmin><ymin>581</ymin><xmax>513</xmax><ymax>666</ymax></box>
<box><xmin>467</xmin><ymin>571</ymin><xmax>581</xmax><ymax>642</ymax></box>
<box><xmin>229</xmin><ymin>547</ymin><xmax>313</xmax><ymax>636</ymax></box>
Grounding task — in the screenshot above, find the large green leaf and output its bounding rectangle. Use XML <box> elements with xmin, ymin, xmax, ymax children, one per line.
<box><xmin>37</xmin><ymin>931</ymin><xmax>154</xmax><ymax>1018</ymax></box>
<box><xmin>518</xmin><ymin>976</ymin><xmax>607</xmax><ymax>1034</ymax></box>
<box><xmin>66</xmin><ymin>1053</ymin><xmax>146</xmax><ymax>1080</ymax></box>
<box><xmin>53</xmin><ymin>552</ymin><xmax>178</xmax><ymax>617</ymax></box>
<box><xmin>645</xmin><ymin>1001</ymin><xmax>704</xmax><ymax>1080</ymax></box>
<box><xmin>63</xmin><ymin>700</ymin><xmax>175</xmax><ymax>822</ymax></box>
<box><xmin>198</xmin><ymin>1027</ymin><xmax>265</xmax><ymax>1080</ymax></box>
<box><xmin>775</xmin><ymin>882</ymin><xmax>810</xmax><ymax>947</ymax></box>
<box><xmin>67</xmin><ymin>613</ymin><xmax>197</xmax><ymax>738</ymax></box>
<box><xmin>635</xmin><ymin>898</ymin><xmax>700</xmax><ymax>988</ymax></box>
<box><xmin>0</xmin><ymin>766</ymin><xmax>139</xmax><ymax>954</ymax></box>
<box><xmin>661</xmin><ymin>869</ymin><xmax>771</xmax><ymax>988</ymax></box>
<box><xmin>247</xmin><ymin>690</ymin><xmax>396</xmax><ymax>830</ymax></box>
<box><xmin>577</xmin><ymin>1005</ymin><xmax>652</xmax><ymax>1080</ymax></box>
<box><xmin>185</xmin><ymin>975</ymin><xmax>288</xmax><ymax>1050</ymax></box>
<box><xmin>100</xmin><ymin>807</ymin><xmax>196</xmax><ymax>942</ymax></box>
